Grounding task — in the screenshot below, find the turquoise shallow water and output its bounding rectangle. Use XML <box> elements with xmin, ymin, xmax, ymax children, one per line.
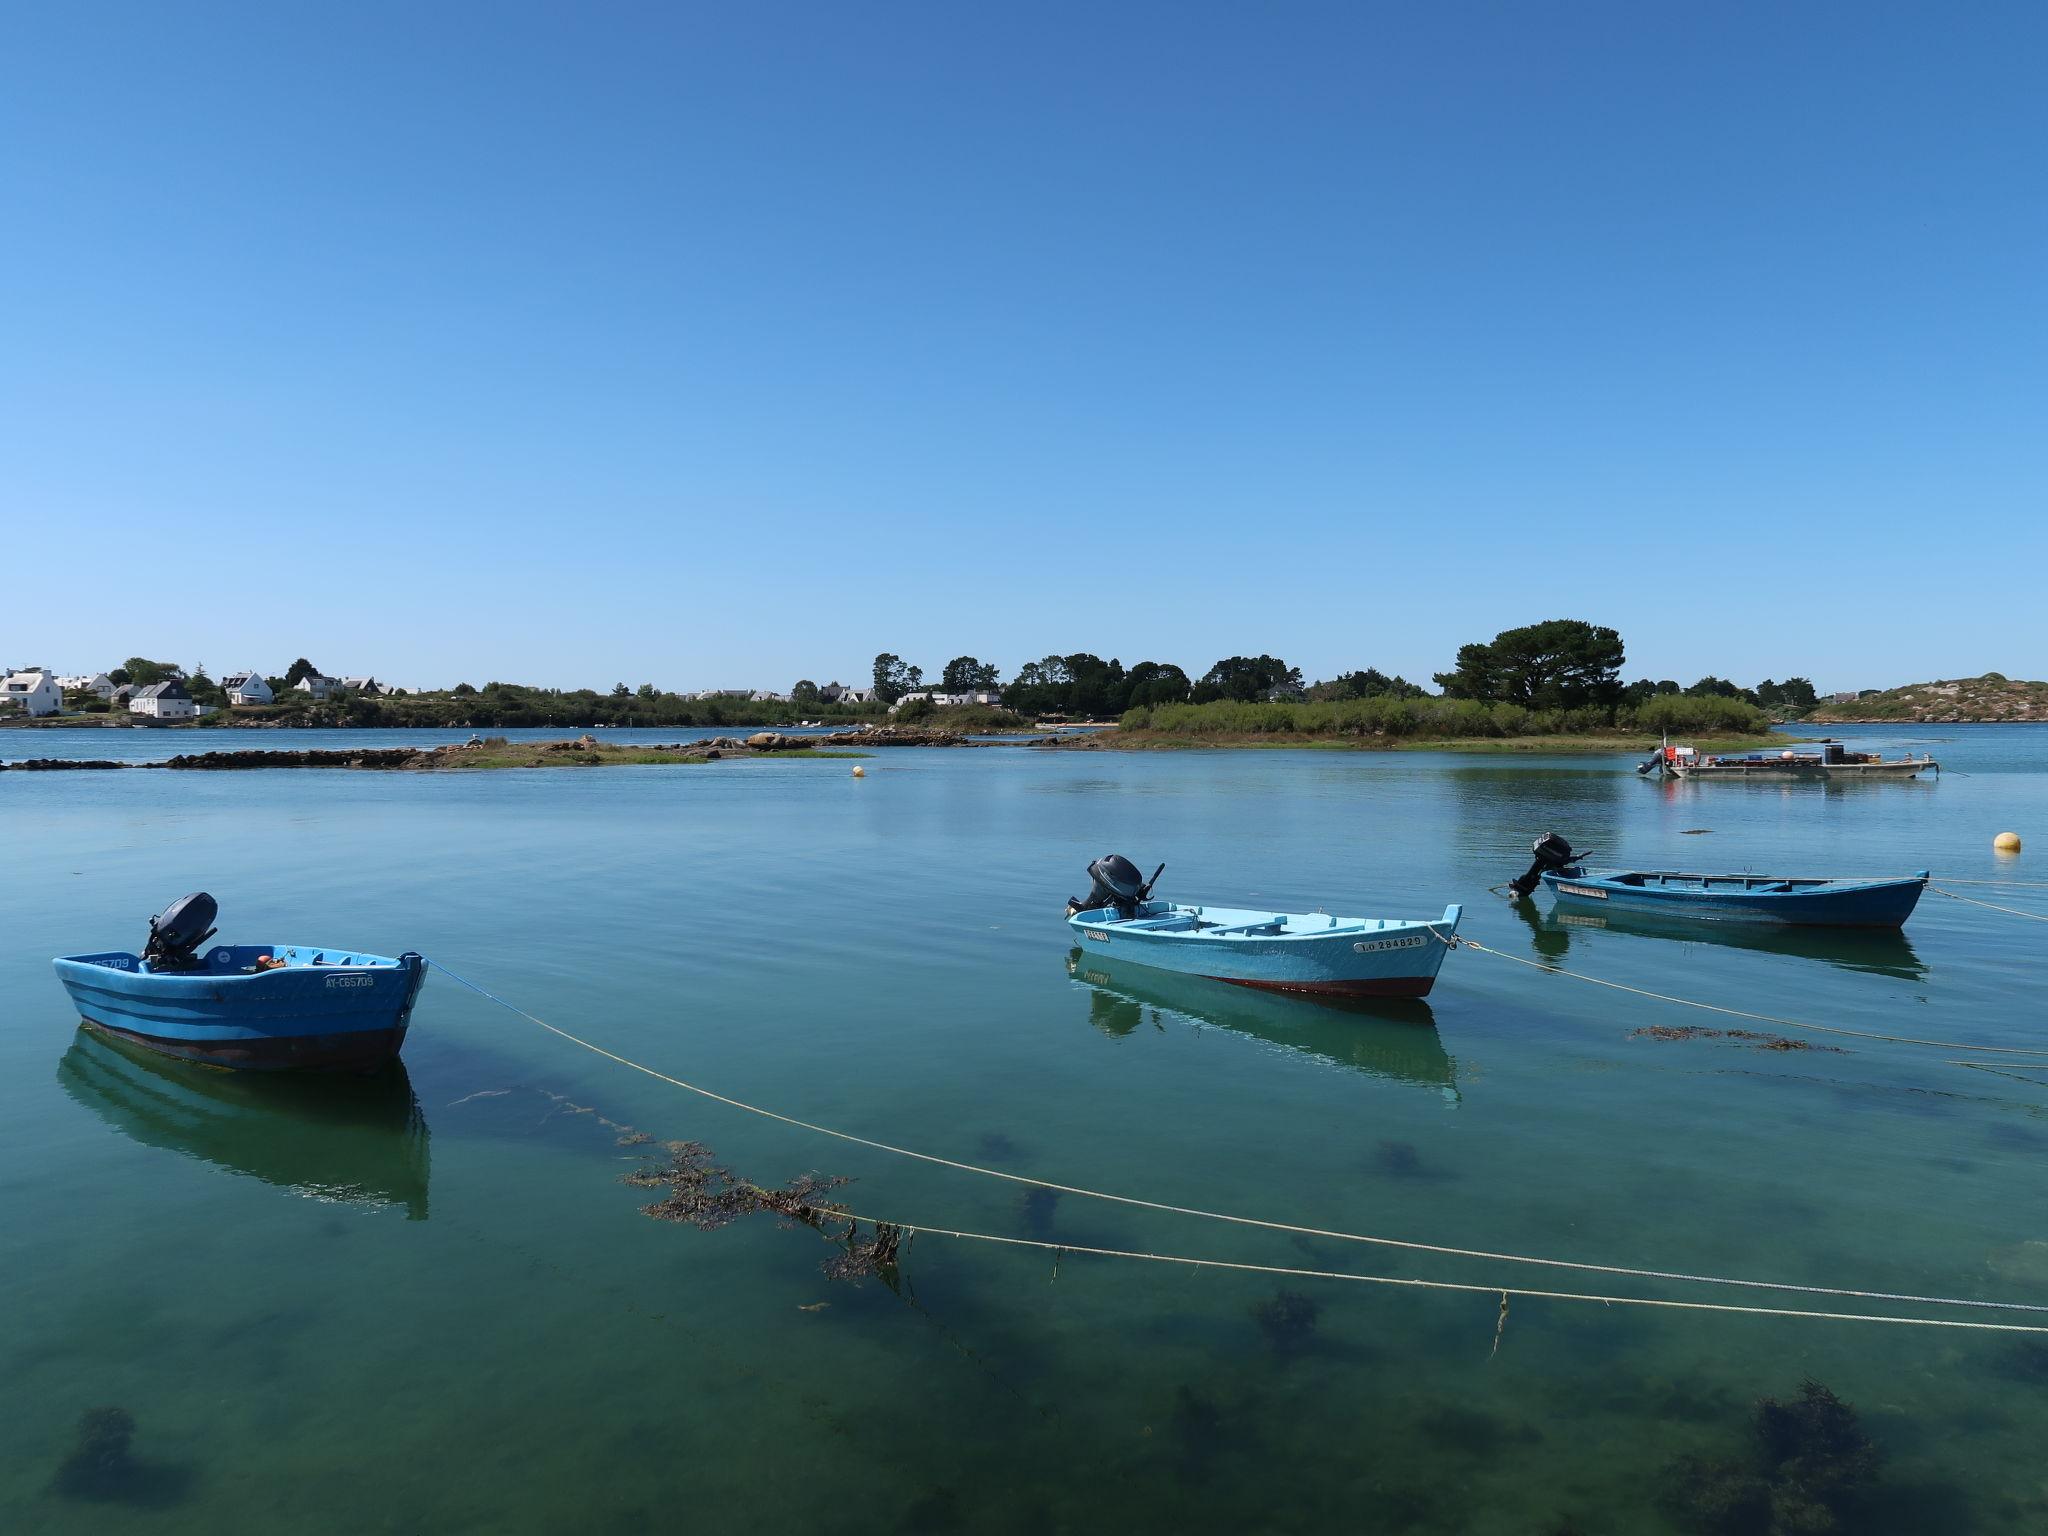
<box><xmin>5</xmin><ymin>725</ymin><xmax>2047</xmax><ymax>1533</ymax></box>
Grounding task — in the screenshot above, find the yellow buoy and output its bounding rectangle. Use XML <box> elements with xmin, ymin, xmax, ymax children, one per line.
<box><xmin>1994</xmin><ymin>831</ymin><xmax>2021</xmax><ymax>854</ymax></box>
<box><xmin>851</xmin><ymin>765</ymin><xmax>866</xmax><ymax>778</ymax></box>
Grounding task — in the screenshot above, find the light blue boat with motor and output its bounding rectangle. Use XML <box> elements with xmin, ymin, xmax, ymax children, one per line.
<box><xmin>1508</xmin><ymin>834</ymin><xmax>1928</xmax><ymax>929</ymax></box>
<box><xmin>1063</xmin><ymin>855</ymin><xmax>1461</xmax><ymax>999</ymax></box>
<box><xmin>52</xmin><ymin>893</ymin><xmax>427</xmax><ymax>1072</ymax></box>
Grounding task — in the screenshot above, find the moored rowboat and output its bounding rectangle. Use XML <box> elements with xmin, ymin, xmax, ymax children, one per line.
<box><xmin>51</xmin><ymin>892</ymin><xmax>426</xmax><ymax>1071</ymax></box>
<box><xmin>1539</xmin><ymin>867</ymin><xmax>1928</xmax><ymax>928</ymax></box>
<box><xmin>1063</xmin><ymin>855</ymin><xmax>1460</xmax><ymax>998</ymax></box>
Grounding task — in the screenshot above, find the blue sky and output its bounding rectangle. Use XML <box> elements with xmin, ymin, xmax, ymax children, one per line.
<box><xmin>4</xmin><ymin>2</ymin><xmax>2041</xmax><ymax>693</ymax></box>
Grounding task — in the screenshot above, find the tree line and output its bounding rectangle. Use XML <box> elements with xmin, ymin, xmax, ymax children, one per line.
<box><xmin>861</xmin><ymin>621</ymin><xmax>1817</xmax><ymax>720</ymax></box>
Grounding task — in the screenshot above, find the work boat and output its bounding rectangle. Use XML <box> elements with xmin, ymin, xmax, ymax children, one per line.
<box><xmin>1062</xmin><ymin>855</ymin><xmax>1461</xmax><ymax>999</ymax></box>
<box><xmin>52</xmin><ymin>893</ymin><xmax>427</xmax><ymax>1071</ymax></box>
<box><xmin>1640</xmin><ymin>741</ymin><xmax>1937</xmax><ymax>780</ymax></box>
<box><xmin>1508</xmin><ymin>834</ymin><xmax>1928</xmax><ymax>929</ymax></box>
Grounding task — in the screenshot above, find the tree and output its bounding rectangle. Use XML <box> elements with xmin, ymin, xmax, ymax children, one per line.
<box><xmin>1309</xmin><ymin>668</ymin><xmax>1424</xmax><ymax>702</ymax></box>
<box><xmin>1123</xmin><ymin>661</ymin><xmax>1192</xmax><ymax>708</ymax></box>
<box><xmin>452</xmin><ymin>682</ymin><xmax>477</xmax><ymax>696</ymax></box>
<box><xmin>791</xmin><ymin>679</ymin><xmax>821</xmax><ymax>708</ymax></box>
<box><xmin>1685</xmin><ymin>676</ymin><xmax>1746</xmax><ymax>700</ymax></box>
<box><xmin>940</xmin><ymin>656</ymin><xmax>1002</xmax><ymax>691</ymax></box>
<box><xmin>611</xmin><ymin>683</ymin><xmax>631</xmax><ymax>698</ymax></box>
<box><xmin>283</xmin><ymin>657</ymin><xmax>321</xmax><ymax>687</ymax></box>
<box><xmin>1777</xmin><ymin>677</ymin><xmax>1818</xmax><ymax>712</ymax></box>
<box><xmin>108</xmin><ymin>668</ymin><xmax>131</xmax><ymax>686</ymax></box>
<box><xmin>871</xmin><ymin>653</ymin><xmax>923</xmax><ymax>704</ymax></box>
<box><xmin>122</xmin><ymin>657</ymin><xmax>181</xmax><ymax>686</ymax></box>
<box><xmin>1434</xmin><ymin>620</ymin><xmax>1624</xmax><ymax>710</ymax></box>
<box><xmin>636</xmin><ymin>683</ymin><xmax>657</xmax><ymax>699</ymax></box>
<box><xmin>1195</xmin><ymin>655</ymin><xmax>1304</xmax><ymax>703</ymax></box>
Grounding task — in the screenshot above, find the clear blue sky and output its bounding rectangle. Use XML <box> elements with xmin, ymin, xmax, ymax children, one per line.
<box><xmin>4</xmin><ymin>2</ymin><xmax>2041</xmax><ymax>694</ymax></box>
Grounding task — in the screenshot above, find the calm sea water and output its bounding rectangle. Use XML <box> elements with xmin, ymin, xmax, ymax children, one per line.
<box><xmin>4</xmin><ymin>725</ymin><xmax>2046</xmax><ymax>1533</ymax></box>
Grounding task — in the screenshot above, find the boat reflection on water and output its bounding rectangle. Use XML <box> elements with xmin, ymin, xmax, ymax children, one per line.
<box><xmin>1064</xmin><ymin>950</ymin><xmax>1459</xmax><ymax>1100</ymax></box>
<box><xmin>1507</xmin><ymin>898</ymin><xmax>1927</xmax><ymax>981</ymax></box>
<box><xmin>56</xmin><ymin>1027</ymin><xmax>430</xmax><ymax>1219</ymax></box>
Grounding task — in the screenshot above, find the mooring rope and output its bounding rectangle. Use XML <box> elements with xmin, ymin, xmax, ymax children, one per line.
<box><xmin>1436</xmin><ymin>935</ymin><xmax>2048</xmax><ymax>1057</ymax></box>
<box><xmin>821</xmin><ymin>1211</ymin><xmax>2048</xmax><ymax>1336</ymax></box>
<box><xmin>428</xmin><ymin>960</ymin><xmax>2048</xmax><ymax>1318</ymax></box>
<box><xmin>1931</xmin><ymin>886</ymin><xmax>2048</xmax><ymax>924</ymax></box>
<box><xmin>1932</xmin><ymin>878</ymin><xmax>2048</xmax><ymax>889</ymax></box>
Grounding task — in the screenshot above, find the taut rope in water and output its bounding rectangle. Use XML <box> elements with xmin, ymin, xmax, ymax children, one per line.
<box><xmin>1930</xmin><ymin>886</ymin><xmax>2048</xmax><ymax>924</ymax></box>
<box><xmin>818</xmin><ymin>1210</ymin><xmax>2048</xmax><ymax>1337</ymax></box>
<box><xmin>428</xmin><ymin>961</ymin><xmax>2048</xmax><ymax>1320</ymax></box>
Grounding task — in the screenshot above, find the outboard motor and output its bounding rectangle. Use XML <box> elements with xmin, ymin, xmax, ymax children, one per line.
<box><xmin>1066</xmin><ymin>855</ymin><xmax>1164</xmax><ymax>920</ymax></box>
<box><xmin>1508</xmin><ymin>834</ymin><xmax>1582</xmax><ymax>900</ymax></box>
<box><xmin>143</xmin><ymin>891</ymin><xmax>218</xmax><ymax>971</ymax></box>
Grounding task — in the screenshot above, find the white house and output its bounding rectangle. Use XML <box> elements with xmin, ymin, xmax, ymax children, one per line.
<box><xmin>750</xmin><ymin>690</ymin><xmax>790</xmax><ymax>703</ymax></box>
<box><xmin>296</xmin><ymin>675</ymin><xmax>337</xmax><ymax>700</ymax></box>
<box><xmin>56</xmin><ymin>673</ymin><xmax>116</xmax><ymax>700</ymax></box>
<box><xmin>891</xmin><ymin>689</ymin><xmax>1003</xmax><ymax>712</ymax></box>
<box><xmin>3</xmin><ymin>670</ymin><xmax>62</xmax><ymax>716</ymax></box>
<box><xmin>338</xmin><ymin>676</ymin><xmax>382</xmax><ymax>695</ymax></box>
<box><xmin>130</xmin><ymin>680</ymin><xmax>196</xmax><ymax>720</ymax></box>
<box><xmin>221</xmin><ymin>670</ymin><xmax>274</xmax><ymax>706</ymax></box>
<box><xmin>821</xmin><ymin>683</ymin><xmax>876</xmax><ymax>705</ymax></box>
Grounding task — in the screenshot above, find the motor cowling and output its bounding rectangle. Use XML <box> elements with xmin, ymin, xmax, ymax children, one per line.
<box><xmin>1508</xmin><ymin>833</ymin><xmax>1580</xmax><ymax>900</ymax></box>
<box><xmin>1066</xmin><ymin>854</ymin><xmax>1157</xmax><ymax>920</ymax></box>
<box><xmin>144</xmin><ymin>891</ymin><xmax>218</xmax><ymax>971</ymax></box>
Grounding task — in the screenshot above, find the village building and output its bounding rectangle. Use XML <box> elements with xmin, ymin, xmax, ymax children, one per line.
<box><xmin>338</xmin><ymin>676</ymin><xmax>383</xmax><ymax>695</ymax></box>
<box><xmin>56</xmin><ymin>673</ymin><xmax>117</xmax><ymax>700</ymax></box>
<box><xmin>222</xmin><ymin>670</ymin><xmax>274</xmax><ymax>706</ymax></box>
<box><xmin>129</xmin><ymin>680</ymin><xmax>196</xmax><ymax>720</ymax></box>
<box><xmin>3</xmin><ymin>670</ymin><xmax>62</xmax><ymax>716</ymax></box>
<box><xmin>892</xmin><ymin>689</ymin><xmax>1003</xmax><ymax>711</ymax></box>
<box><xmin>295</xmin><ymin>675</ymin><xmax>338</xmax><ymax>700</ymax></box>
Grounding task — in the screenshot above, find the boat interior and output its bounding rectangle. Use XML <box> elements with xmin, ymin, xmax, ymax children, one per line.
<box><xmin>1075</xmin><ymin>902</ymin><xmax>1433</xmax><ymax>939</ymax></box>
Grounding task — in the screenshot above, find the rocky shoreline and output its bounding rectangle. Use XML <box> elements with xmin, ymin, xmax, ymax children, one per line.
<box><xmin>0</xmin><ymin>727</ymin><xmax>986</xmax><ymax>772</ymax></box>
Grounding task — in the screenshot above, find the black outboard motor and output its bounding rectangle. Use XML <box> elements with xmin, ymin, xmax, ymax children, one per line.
<box><xmin>1066</xmin><ymin>855</ymin><xmax>1164</xmax><ymax>920</ymax></box>
<box><xmin>1508</xmin><ymin>834</ymin><xmax>1582</xmax><ymax>900</ymax></box>
<box><xmin>143</xmin><ymin>891</ymin><xmax>218</xmax><ymax>971</ymax></box>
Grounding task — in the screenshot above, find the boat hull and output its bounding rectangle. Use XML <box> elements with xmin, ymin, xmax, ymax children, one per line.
<box><xmin>1065</xmin><ymin>902</ymin><xmax>1461</xmax><ymax>998</ymax></box>
<box><xmin>1669</xmin><ymin>760</ymin><xmax>1934</xmax><ymax>780</ymax></box>
<box><xmin>53</xmin><ymin>945</ymin><xmax>427</xmax><ymax>1072</ymax></box>
<box><xmin>1542</xmin><ymin>871</ymin><xmax>1927</xmax><ymax>928</ymax></box>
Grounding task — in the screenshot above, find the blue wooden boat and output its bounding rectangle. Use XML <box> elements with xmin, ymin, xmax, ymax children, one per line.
<box><xmin>1538</xmin><ymin>867</ymin><xmax>1928</xmax><ymax>927</ymax></box>
<box><xmin>1063</xmin><ymin>855</ymin><xmax>1460</xmax><ymax>998</ymax></box>
<box><xmin>1508</xmin><ymin>834</ymin><xmax>1926</xmax><ymax>928</ymax></box>
<box><xmin>52</xmin><ymin>893</ymin><xmax>427</xmax><ymax>1071</ymax></box>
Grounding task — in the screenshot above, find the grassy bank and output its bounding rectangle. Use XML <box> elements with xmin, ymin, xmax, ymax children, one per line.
<box><xmin>1112</xmin><ymin>693</ymin><xmax>1778</xmax><ymax>748</ymax></box>
<box><xmin>1097</xmin><ymin>730</ymin><xmax>1789</xmax><ymax>754</ymax></box>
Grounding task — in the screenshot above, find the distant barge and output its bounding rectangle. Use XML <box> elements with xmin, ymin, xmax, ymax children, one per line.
<box><xmin>1643</xmin><ymin>741</ymin><xmax>1938</xmax><ymax>781</ymax></box>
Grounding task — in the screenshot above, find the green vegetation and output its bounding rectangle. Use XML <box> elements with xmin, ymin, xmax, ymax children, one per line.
<box><xmin>1435</xmin><ymin>619</ymin><xmax>1626</xmax><ymax>710</ymax></box>
<box><xmin>1119</xmin><ymin>690</ymin><xmax>1775</xmax><ymax>745</ymax></box>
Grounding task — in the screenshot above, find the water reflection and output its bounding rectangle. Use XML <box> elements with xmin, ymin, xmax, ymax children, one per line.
<box><xmin>1507</xmin><ymin>897</ymin><xmax>1927</xmax><ymax>980</ymax></box>
<box><xmin>1065</xmin><ymin>950</ymin><xmax>1458</xmax><ymax>1098</ymax></box>
<box><xmin>57</xmin><ymin>1029</ymin><xmax>431</xmax><ymax>1219</ymax></box>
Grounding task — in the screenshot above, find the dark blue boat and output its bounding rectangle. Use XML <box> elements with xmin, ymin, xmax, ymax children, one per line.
<box><xmin>1508</xmin><ymin>833</ymin><xmax>1926</xmax><ymax>928</ymax></box>
<box><xmin>51</xmin><ymin>893</ymin><xmax>426</xmax><ymax>1071</ymax></box>
<box><xmin>1537</xmin><ymin>867</ymin><xmax>1928</xmax><ymax>927</ymax></box>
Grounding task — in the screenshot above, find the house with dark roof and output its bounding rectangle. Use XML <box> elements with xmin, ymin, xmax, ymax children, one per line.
<box><xmin>129</xmin><ymin>680</ymin><xmax>195</xmax><ymax>720</ymax></box>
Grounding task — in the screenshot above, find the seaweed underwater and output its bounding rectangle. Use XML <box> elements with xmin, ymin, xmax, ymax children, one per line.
<box><xmin>622</xmin><ymin>1139</ymin><xmax>905</xmax><ymax>1283</ymax></box>
<box><xmin>1662</xmin><ymin>1379</ymin><xmax>1884</xmax><ymax>1535</ymax></box>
